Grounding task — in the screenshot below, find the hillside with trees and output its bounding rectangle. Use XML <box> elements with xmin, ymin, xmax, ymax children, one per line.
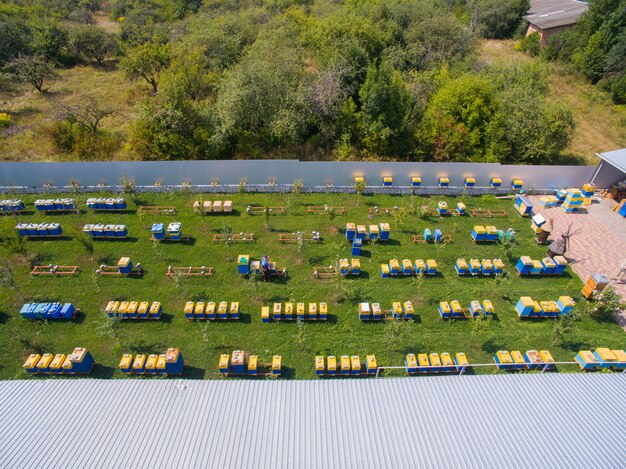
<box><xmin>0</xmin><ymin>0</ymin><xmax>623</xmax><ymax>163</ymax></box>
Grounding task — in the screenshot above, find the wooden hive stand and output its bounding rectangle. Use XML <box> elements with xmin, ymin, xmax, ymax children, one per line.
<box><xmin>278</xmin><ymin>232</ymin><xmax>321</xmax><ymax>243</ymax></box>
<box><xmin>367</xmin><ymin>206</ymin><xmax>406</xmax><ymax>217</ymax></box>
<box><xmin>212</xmin><ymin>233</ymin><xmax>255</xmax><ymax>243</ymax></box>
<box><xmin>246</xmin><ymin>205</ymin><xmax>285</xmax><ymax>215</ymax></box>
<box><xmin>412</xmin><ymin>234</ymin><xmax>452</xmax><ymax>244</ymax></box>
<box><xmin>30</xmin><ymin>265</ymin><xmax>79</xmax><ymax>276</ymax></box>
<box><xmin>138</xmin><ymin>206</ymin><xmax>177</xmax><ymax>215</ymax></box>
<box><xmin>166</xmin><ymin>266</ymin><xmax>213</xmax><ymax>278</ymax></box>
<box><xmin>312</xmin><ymin>266</ymin><xmax>338</xmax><ymax>279</ymax></box>
<box><xmin>471</xmin><ymin>209</ymin><xmax>507</xmax><ymax>218</ymax></box>
<box><xmin>307</xmin><ymin>206</ymin><xmax>346</xmax><ymax>215</ymax></box>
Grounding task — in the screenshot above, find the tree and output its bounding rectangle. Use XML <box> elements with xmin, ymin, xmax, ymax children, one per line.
<box><xmin>69</xmin><ymin>24</ymin><xmax>116</xmax><ymax>65</ymax></box>
<box><xmin>119</xmin><ymin>41</ymin><xmax>170</xmax><ymax>93</ymax></box>
<box><xmin>552</xmin><ymin>310</ymin><xmax>580</xmax><ymax>345</ymax></box>
<box><xmin>8</xmin><ymin>55</ymin><xmax>58</xmax><ymax>92</ymax></box>
<box><xmin>475</xmin><ymin>0</ymin><xmax>530</xmax><ymax>39</ymax></box>
<box><xmin>358</xmin><ymin>61</ymin><xmax>415</xmax><ymax>157</ymax></box>
<box><xmin>60</xmin><ymin>94</ymin><xmax>115</xmax><ymax>134</ymax></box>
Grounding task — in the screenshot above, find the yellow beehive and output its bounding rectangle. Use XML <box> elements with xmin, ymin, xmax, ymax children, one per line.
<box><xmin>418</xmin><ymin>353</ymin><xmax>430</xmax><ymax>368</ymax></box>
<box><xmin>297</xmin><ymin>302</ymin><xmax>305</xmax><ymax>316</ymax></box>
<box><xmin>346</xmin><ymin>223</ymin><xmax>355</xmax><ymax>232</ymax></box>
<box><xmin>426</xmin><ymin>259</ymin><xmax>437</xmax><ymax>270</ymax></box>
<box><xmin>133</xmin><ymin>354</ymin><xmax>146</xmax><ymax>371</ymax></box>
<box><xmin>596</xmin><ymin>348</ymin><xmax>617</xmax><ymax>362</ymax></box>
<box><xmin>559</xmin><ymin>296</ymin><xmax>576</xmax><ymax>307</ymax></box>
<box><xmin>366</xmin><ymin>355</ymin><xmax>377</xmax><ymax>371</ymax></box>
<box><xmin>320</xmin><ymin>302</ymin><xmax>328</xmax><ymax>316</ymax></box>
<box><xmin>473</xmin><ymin>225</ymin><xmax>486</xmax><ymax>235</ymax></box>
<box><xmin>351</xmin><ymin>258</ymin><xmax>360</xmax><ymax>270</ymax></box>
<box><xmin>455</xmin><ymin>353</ymin><xmax>469</xmax><ymax>367</ymax></box>
<box><xmin>392</xmin><ymin>302</ymin><xmax>402</xmax><ymax>315</ymax></box>
<box><xmin>429</xmin><ymin>353</ymin><xmax>441</xmax><ymax>368</ymax></box>
<box><xmin>470</xmin><ymin>259</ymin><xmax>481</xmax><ymax>270</ymax></box>
<box><xmin>441</xmin><ymin>352</ymin><xmax>453</xmax><ymax>368</ymax></box>
<box><xmin>37</xmin><ymin>353</ymin><xmax>54</xmax><ymax>370</ymax></box>
<box><xmin>511</xmin><ymin>351</ymin><xmax>525</xmax><ymax>366</ymax></box>
<box><xmin>612</xmin><ymin>350</ymin><xmax>626</xmax><ymax>364</ymax></box>
<box><xmin>340</xmin><ymin>355</ymin><xmax>350</xmax><ymax>373</ymax></box>
<box><xmin>482</xmin><ymin>300</ymin><xmax>494</xmax><ymax>314</ymax></box>
<box><xmin>50</xmin><ymin>354</ymin><xmax>66</xmax><ymax>371</ymax></box>
<box><xmin>206</xmin><ymin>302</ymin><xmax>215</xmax><ymax>316</ymax></box>
<box><xmin>354</xmin><ymin>177</ymin><xmax>364</xmax><ymax>184</ymax></box>
<box><xmin>261</xmin><ymin>306</ymin><xmax>270</xmax><ymax>321</ymax></box>
<box><xmin>369</xmin><ymin>224</ymin><xmax>379</xmax><ymax>236</ymax></box>
<box><xmin>456</xmin><ymin>259</ymin><xmax>468</xmax><ymax>270</ymax></box>
<box><xmin>389</xmin><ymin>259</ymin><xmax>400</xmax><ymax>271</ymax></box>
<box><xmin>315</xmin><ymin>356</ymin><xmax>325</xmax><ymax>373</ymax></box>
<box><xmin>357</xmin><ymin>225</ymin><xmax>367</xmax><ymax>236</ymax></box>
<box><xmin>496</xmin><ymin>351</ymin><xmax>513</xmax><ymax>364</ymax></box>
<box><xmin>402</xmin><ymin>259</ymin><xmax>413</xmax><ymax>272</ymax></box>
<box><xmin>105</xmin><ymin>301</ymin><xmax>119</xmax><ymax>313</ymax></box>
<box><xmin>308</xmin><ymin>303</ymin><xmax>317</xmax><ymax>318</ymax></box>
<box><xmin>470</xmin><ymin>300</ymin><xmax>482</xmax><ymax>313</ymax></box>
<box><xmin>285</xmin><ymin>303</ymin><xmax>293</xmax><ymax>316</ymax></box>
<box><xmin>350</xmin><ymin>356</ymin><xmax>361</xmax><ymax>373</ymax></box>
<box><xmin>380</xmin><ymin>263</ymin><xmax>390</xmax><ymax>276</ymax></box>
<box><xmin>415</xmin><ymin>259</ymin><xmax>426</xmax><ymax>271</ymax></box>
<box><xmin>219</xmin><ymin>354</ymin><xmax>229</xmax><ymax>371</ymax></box>
<box><xmin>493</xmin><ymin>259</ymin><xmax>505</xmax><ymax>271</ymax></box>
<box><xmin>127</xmin><ymin>301</ymin><xmax>138</xmax><ymax>314</ymax></box>
<box><xmin>138</xmin><ymin>301</ymin><xmax>149</xmax><ymax>315</ymax></box>
<box><xmin>450</xmin><ymin>300</ymin><xmax>462</xmax><ymax>314</ymax></box>
<box><xmin>195</xmin><ymin>302</ymin><xmax>205</xmax><ymax>316</ymax></box>
<box><xmin>540</xmin><ymin>301</ymin><xmax>553</xmax><ymax>313</ymax></box>
<box><xmin>145</xmin><ymin>354</ymin><xmax>158</xmax><ymax>372</ymax></box>
<box><xmin>339</xmin><ymin>258</ymin><xmax>349</xmax><ymax>269</ymax></box>
<box><xmin>273</xmin><ymin>303</ymin><xmax>282</xmax><ymax>315</ymax></box>
<box><xmin>481</xmin><ymin>259</ymin><xmax>493</xmax><ymax>270</ymax></box>
<box><xmin>404</xmin><ymin>301</ymin><xmax>414</xmax><ymax>316</ymax></box>
<box><xmin>486</xmin><ymin>226</ymin><xmax>498</xmax><ymax>236</ymax></box>
<box><xmin>117</xmin><ymin>301</ymin><xmax>129</xmax><ymax>314</ymax></box>
<box><xmin>184</xmin><ymin>302</ymin><xmax>195</xmax><ymax>315</ymax></box>
<box><xmin>230</xmin><ymin>302</ymin><xmax>239</xmax><ymax>315</ymax></box>
<box><xmin>218</xmin><ymin>301</ymin><xmax>228</xmax><ymax>315</ymax></box>
<box><xmin>532</xmin><ymin>301</ymin><xmax>542</xmax><ymax>313</ymax></box>
<box><xmin>247</xmin><ymin>355</ymin><xmax>258</xmax><ymax>373</ymax></box>
<box><xmin>327</xmin><ymin>356</ymin><xmax>336</xmax><ymax>373</ymax></box>
<box><xmin>439</xmin><ymin>302</ymin><xmax>451</xmax><ymax>314</ymax></box>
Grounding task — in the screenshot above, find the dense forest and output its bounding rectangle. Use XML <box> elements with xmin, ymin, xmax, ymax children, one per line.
<box><xmin>0</xmin><ymin>0</ymin><xmax>623</xmax><ymax>162</ymax></box>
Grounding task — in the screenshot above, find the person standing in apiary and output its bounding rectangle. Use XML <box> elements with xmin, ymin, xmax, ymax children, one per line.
<box><xmin>261</xmin><ymin>255</ymin><xmax>271</xmax><ymax>282</ymax></box>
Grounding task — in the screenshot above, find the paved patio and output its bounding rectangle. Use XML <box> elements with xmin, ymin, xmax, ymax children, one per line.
<box><xmin>530</xmin><ymin>196</ymin><xmax>626</xmax><ymax>330</ymax></box>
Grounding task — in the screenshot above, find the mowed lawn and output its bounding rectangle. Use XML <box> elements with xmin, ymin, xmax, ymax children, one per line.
<box><xmin>0</xmin><ymin>192</ymin><xmax>623</xmax><ymax>379</ymax></box>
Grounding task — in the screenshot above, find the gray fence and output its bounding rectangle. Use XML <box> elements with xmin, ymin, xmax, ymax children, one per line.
<box><xmin>0</xmin><ymin>160</ymin><xmax>598</xmax><ymax>191</ymax></box>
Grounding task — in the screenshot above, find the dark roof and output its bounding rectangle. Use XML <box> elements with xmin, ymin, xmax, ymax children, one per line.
<box><xmin>1</xmin><ymin>374</ymin><xmax>625</xmax><ymax>468</ymax></box>
<box><xmin>526</xmin><ymin>0</ymin><xmax>589</xmax><ymax>30</ymax></box>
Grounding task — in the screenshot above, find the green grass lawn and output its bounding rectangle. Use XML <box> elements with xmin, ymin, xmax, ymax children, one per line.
<box><xmin>0</xmin><ymin>191</ymin><xmax>623</xmax><ymax>379</ymax></box>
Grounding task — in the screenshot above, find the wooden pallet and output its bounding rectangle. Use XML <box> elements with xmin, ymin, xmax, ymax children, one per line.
<box><xmin>471</xmin><ymin>209</ymin><xmax>507</xmax><ymax>217</ymax></box>
<box><xmin>212</xmin><ymin>233</ymin><xmax>255</xmax><ymax>243</ymax></box>
<box><xmin>138</xmin><ymin>206</ymin><xmax>177</xmax><ymax>214</ymax></box>
<box><xmin>30</xmin><ymin>265</ymin><xmax>79</xmax><ymax>276</ymax></box>
<box><xmin>412</xmin><ymin>234</ymin><xmax>452</xmax><ymax>244</ymax></box>
<box><xmin>150</xmin><ymin>235</ymin><xmax>192</xmax><ymax>243</ymax></box>
<box><xmin>278</xmin><ymin>233</ymin><xmax>321</xmax><ymax>243</ymax></box>
<box><xmin>246</xmin><ymin>206</ymin><xmax>285</xmax><ymax>215</ymax></box>
<box><xmin>166</xmin><ymin>266</ymin><xmax>213</xmax><ymax>278</ymax></box>
<box><xmin>312</xmin><ymin>267</ymin><xmax>338</xmax><ymax>279</ymax></box>
<box><xmin>307</xmin><ymin>206</ymin><xmax>346</xmax><ymax>215</ymax></box>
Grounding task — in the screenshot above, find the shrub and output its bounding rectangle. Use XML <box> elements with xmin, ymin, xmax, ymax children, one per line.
<box><xmin>0</xmin><ymin>113</ymin><xmax>11</xmax><ymax>128</ymax></box>
<box><xmin>609</xmin><ymin>74</ymin><xmax>626</xmax><ymax>105</ymax></box>
<box><xmin>46</xmin><ymin>121</ymin><xmax>120</xmax><ymax>160</ymax></box>
<box><xmin>519</xmin><ymin>32</ymin><xmax>541</xmax><ymax>57</ymax></box>
<box><xmin>588</xmin><ymin>287</ymin><xmax>626</xmax><ymax>321</ymax></box>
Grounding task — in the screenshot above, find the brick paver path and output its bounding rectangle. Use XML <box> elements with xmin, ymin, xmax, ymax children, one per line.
<box><xmin>530</xmin><ymin>196</ymin><xmax>626</xmax><ymax>330</ymax></box>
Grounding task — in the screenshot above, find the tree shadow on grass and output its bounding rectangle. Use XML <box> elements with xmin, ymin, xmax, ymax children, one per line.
<box><xmin>183</xmin><ymin>365</ymin><xmax>206</xmax><ymax>379</ymax></box>
<box><xmin>481</xmin><ymin>338</ymin><xmax>505</xmax><ymax>354</ymax></box>
<box><xmin>128</xmin><ymin>339</ymin><xmax>166</xmax><ymax>355</ymax></box>
<box><xmin>0</xmin><ymin>311</ymin><xmax>10</xmax><ymax>324</ymax></box>
<box><xmin>92</xmin><ymin>364</ymin><xmax>116</xmax><ymax>379</ymax></box>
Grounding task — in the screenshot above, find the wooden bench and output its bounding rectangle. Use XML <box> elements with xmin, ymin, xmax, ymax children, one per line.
<box><xmin>278</xmin><ymin>233</ymin><xmax>321</xmax><ymax>243</ymax></box>
<box><xmin>166</xmin><ymin>266</ymin><xmax>213</xmax><ymax>278</ymax></box>
<box><xmin>412</xmin><ymin>234</ymin><xmax>452</xmax><ymax>244</ymax></box>
<box><xmin>246</xmin><ymin>206</ymin><xmax>286</xmax><ymax>215</ymax></box>
<box><xmin>212</xmin><ymin>233</ymin><xmax>255</xmax><ymax>243</ymax></box>
<box><xmin>471</xmin><ymin>209</ymin><xmax>507</xmax><ymax>218</ymax></box>
<box><xmin>138</xmin><ymin>206</ymin><xmax>177</xmax><ymax>214</ymax></box>
<box><xmin>307</xmin><ymin>206</ymin><xmax>346</xmax><ymax>215</ymax></box>
<box><xmin>30</xmin><ymin>265</ymin><xmax>79</xmax><ymax>276</ymax></box>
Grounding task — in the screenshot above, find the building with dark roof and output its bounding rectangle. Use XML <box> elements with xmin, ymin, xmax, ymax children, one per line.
<box><xmin>525</xmin><ymin>0</ymin><xmax>589</xmax><ymax>47</ymax></box>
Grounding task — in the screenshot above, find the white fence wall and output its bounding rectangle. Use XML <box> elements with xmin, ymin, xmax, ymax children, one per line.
<box><xmin>0</xmin><ymin>160</ymin><xmax>598</xmax><ymax>190</ymax></box>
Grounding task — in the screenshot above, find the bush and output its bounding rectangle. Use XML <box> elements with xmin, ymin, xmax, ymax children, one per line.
<box><xmin>519</xmin><ymin>32</ymin><xmax>541</xmax><ymax>57</ymax></box>
<box><xmin>0</xmin><ymin>113</ymin><xmax>11</xmax><ymax>128</ymax></box>
<box><xmin>588</xmin><ymin>287</ymin><xmax>626</xmax><ymax>321</ymax></box>
<box><xmin>609</xmin><ymin>74</ymin><xmax>626</xmax><ymax>105</ymax></box>
<box><xmin>46</xmin><ymin>121</ymin><xmax>120</xmax><ymax>160</ymax></box>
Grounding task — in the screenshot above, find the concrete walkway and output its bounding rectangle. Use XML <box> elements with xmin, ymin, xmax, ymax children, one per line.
<box><xmin>530</xmin><ymin>196</ymin><xmax>626</xmax><ymax>330</ymax></box>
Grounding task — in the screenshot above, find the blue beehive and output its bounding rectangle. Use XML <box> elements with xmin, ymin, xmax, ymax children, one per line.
<box><xmin>557</xmin><ymin>296</ymin><xmax>575</xmax><ymax>315</ymax></box>
<box><xmin>115</xmin><ymin>198</ymin><xmax>127</xmax><ymax>210</ymax></box>
<box><xmin>26</xmin><ymin>223</ymin><xmax>38</xmax><ymax>236</ymax></box>
<box><xmin>411</xmin><ymin>177</ymin><xmax>421</xmax><ymax>187</ymax></box>
<box><xmin>86</xmin><ymin>198</ymin><xmax>97</xmax><ymax>209</ymax></box>
<box><xmin>464</xmin><ymin>177</ymin><xmax>475</xmax><ymax>188</ymax></box>
<box><xmin>433</xmin><ymin>229</ymin><xmax>442</xmax><ymax>242</ymax></box>
<box><xmin>83</xmin><ymin>224</ymin><xmax>94</xmax><ymax>237</ymax></box>
<box><xmin>438</xmin><ymin>302</ymin><xmax>451</xmax><ymax>319</ymax></box>
<box><xmin>19</xmin><ymin>304</ymin><xmax>30</xmax><ymax>319</ymax></box>
<box><xmin>151</xmin><ymin>223</ymin><xmax>165</xmax><ymax>240</ymax></box>
<box><xmin>379</xmin><ymin>223</ymin><xmax>390</xmax><ymax>241</ymax></box>
<box><xmin>25</xmin><ymin>304</ymin><xmax>37</xmax><ymax>319</ymax></box>
<box><xmin>491</xmin><ymin>177</ymin><xmax>502</xmax><ymax>188</ymax></box>
<box><xmin>345</xmin><ymin>223</ymin><xmax>355</xmax><ymax>241</ymax></box>
<box><xmin>117</xmin><ymin>257</ymin><xmax>133</xmax><ymax>274</ymax></box>
<box><xmin>92</xmin><ymin>223</ymin><xmax>104</xmax><ymax>237</ymax></box>
<box><xmin>383</xmin><ymin>176</ymin><xmax>392</xmax><ymax>187</ymax></box>
<box><xmin>368</xmin><ymin>224</ymin><xmax>379</xmax><ymax>240</ymax></box>
<box><xmin>575</xmin><ymin>351</ymin><xmax>598</xmax><ymax>371</ymax></box>
<box><xmin>541</xmin><ymin>257</ymin><xmax>556</xmax><ymax>274</ymax></box>
<box><xmin>351</xmin><ymin>238</ymin><xmax>362</xmax><ymax>256</ymax></box>
<box><xmin>389</xmin><ymin>259</ymin><xmax>400</xmax><ymax>275</ymax></box>
<box><xmin>167</xmin><ymin>222</ymin><xmax>182</xmax><ymax>241</ymax></box>
<box><xmin>455</xmin><ymin>259</ymin><xmax>468</xmax><ymax>275</ymax></box>
<box><xmin>619</xmin><ymin>203</ymin><xmax>626</xmax><ymax>217</ymax></box>
<box><xmin>61</xmin><ymin>303</ymin><xmax>75</xmax><ymax>319</ymax></box>
<box><xmin>404</xmin><ymin>354</ymin><xmax>418</xmax><ymax>374</ymax></box>
<box><xmin>46</xmin><ymin>303</ymin><xmax>59</xmax><ymax>319</ymax></box>
<box><xmin>512</xmin><ymin>179</ymin><xmax>523</xmax><ymax>190</ymax></box>
<box><xmin>94</xmin><ymin>198</ymin><xmax>105</xmax><ymax>209</ymax></box>
<box><xmin>67</xmin><ymin>348</ymin><xmax>94</xmax><ymax>374</ymax></box>
<box><xmin>115</xmin><ymin>225</ymin><xmax>128</xmax><ymax>238</ymax></box>
<box><xmin>105</xmin><ymin>198</ymin><xmax>116</xmax><ymax>210</ymax></box>
<box><xmin>238</xmin><ymin>255</ymin><xmax>250</xmax><ymax>275</ymax></box>
<box><xmin>48</xmin><ymin>223</ymin><xmax>62</xmax><ymax>236</ymax></box>
<box><xmin>164</xmin><ymin>348</ymin><xmax>184</xmax><ymax>375</ymax></box>
<box><xmin>104</xmin><ymin>224</ymin><xmax>116</xmax><ymax>238</ymax></box>
<box><xmin>516</xmin><ymin>257</ymin><xmax>532</xmax><ymax>275</ymax></box>
<box><xmin>456</xmin><ymin>203</ymin><xmax>466</xmax><ymax>215</ymax></box>
<box><xmin>37</xmin><ymin>223</ymin><xmax>49</xmax><ymax>236</ymax></box>
<box><xmin>515</xmin><ymin>297</ymin><xmax>534</xmax><ymax>317</ymax></box>
<box><xmin>514</xmin><ymin>195</ymin><xmax>533</xmax><ymax>217</ymax></box>
<box><xmin>437</xmin><ymin>201</ymin><xmax>447</xmax><ymax>215</ymax></box>
<box><xmin>380</xmin><ymin>263</ymin><xmax>390</xmax><ymax>278</ymax></box>
<box><xmin>34</xmin><ymin>200</ymin><xmax>46</xmax><ymax>211</ymax></box>
<box><xmin>553</xmin><ymin>256</ymin><xmax>568</xmax><ymax>275</ymax></box>
<box><xmin>439</xmin><ymin>177</ymin><xmax>449</xmax><ymax>187</ymax></box>
<box><xmin>15</xmin><ymin>223</ymin><xmax>28</xmax><ymax>236</ymax></box>
<box><xmin>423</xmin><ymin>228</ymin><xmax>432</xmax><ymax>242</ymax></box>
<box><xmin>471</xmin><ymin>225</ymin><xmax>486</xmax><ymax>241</ymax></box>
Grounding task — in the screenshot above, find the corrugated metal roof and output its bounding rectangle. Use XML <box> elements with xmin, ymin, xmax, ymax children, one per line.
<box><xmin>0</xmin><ymin>375</ymin><xmax>624</xmax><ymax>469</ymax></box>
<box><xmin>597</xmin><ymin>148</ymin><xmax>626</xmax><ymax>175</ymax></box>
<box><xmin>526</xmin><ymin>0</ymin><xmax>588</xmax><ymax>29</ymax></box>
